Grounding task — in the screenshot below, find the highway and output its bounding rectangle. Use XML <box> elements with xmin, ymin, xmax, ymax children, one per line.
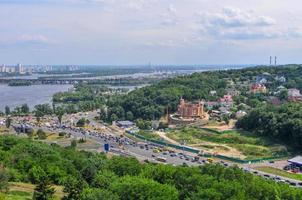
<box><xmin>11</xmin><ymin>114</ymin><xmax>302</xmax><ymax>189</ymax></box>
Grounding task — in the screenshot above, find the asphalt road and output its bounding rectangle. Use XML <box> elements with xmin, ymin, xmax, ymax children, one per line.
<box><xmin>12</xmin><ymin>117</ymin><xmax>302</xmax><ymax>189</ymax></box>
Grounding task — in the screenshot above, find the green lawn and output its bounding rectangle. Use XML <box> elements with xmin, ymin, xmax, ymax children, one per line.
<box><xmin>0</xmin><ymin>182</ymin><xmax>64</xmax><ymax>200</ymax></box>
<box><xmin>136</xmin><ymin>130</ymin><xmax>161</xmax><ymax>140</ymax></box>
<box><xmin>255</xmin><ymin>166</ymin><xmax>302</xmax><ymax>181</ymax></box>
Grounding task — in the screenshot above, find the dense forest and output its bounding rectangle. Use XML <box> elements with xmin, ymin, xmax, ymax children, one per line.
<box><xmin>104</xmin><ymin>65</ymin><xmax>302</xmax><ymax>121</ymax></box>
<box><xmin>105</xmin><ymin>73</ymin><xmax>227</xmax><ymax>121</ymax></box>
<box><xmin>1</xmin><ymin>135</ymin><xmax>302</xmax><ymax>200</ymax></box>
<box><xmin>236</xmin><ymin>102</ymin><xmax>302</xmax><ymax>150</ymax></box>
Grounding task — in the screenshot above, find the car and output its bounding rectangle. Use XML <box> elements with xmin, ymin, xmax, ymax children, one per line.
<box><xmin>151</xmin><ymin>154</ymin><xmax>156</xmax><ymax>158</ymax></box>
<box><xmin>179</xmin><ymin>156</ymin><xmax>184</xmax><ymax>159</ymax></box>
<box><xmin>290</xmin><ymin>182</ymin><xmax>297</xmax><ymax>186</ymax></box>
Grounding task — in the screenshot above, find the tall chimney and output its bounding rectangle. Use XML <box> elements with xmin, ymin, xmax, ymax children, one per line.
<box><xmin>275</xmin><ymin>56</ymin><xmax>277</xmax><ymax>66</ymax></box>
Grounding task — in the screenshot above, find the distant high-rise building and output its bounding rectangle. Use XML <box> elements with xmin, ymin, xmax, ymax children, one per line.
<box><xmin>16</xmin><ymin>63</ymin><xmax>23</xmax><ymax>74</ymax></box>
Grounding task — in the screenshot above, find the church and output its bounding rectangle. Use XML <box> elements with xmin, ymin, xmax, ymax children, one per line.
<box><xmin>177</xmin><ymin>98</ymin><xmax>204</xmax><ymax>119</ymax></box>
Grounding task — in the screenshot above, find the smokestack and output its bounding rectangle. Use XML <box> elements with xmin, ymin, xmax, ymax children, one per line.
<box><xmin>275</xmin><ymin>56</ymin><xmax>277</xmax><ymax>66</ymax></box>
<box><xmin>270</xmin><ymin>56</ymin><xmax>272</xmax><ymax>65</ymax></box>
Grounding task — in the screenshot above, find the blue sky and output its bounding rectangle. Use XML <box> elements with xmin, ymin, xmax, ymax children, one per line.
<box><xmin>0</xmin><ymin>0</ymin><xmax>302</xmax><ymax>65</ymax></box>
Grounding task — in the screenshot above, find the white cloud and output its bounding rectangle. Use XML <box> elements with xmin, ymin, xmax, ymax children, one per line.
<box><xmin>197</xmin><ymin>7</ymin><xmax>302</xmax><ymax>40</ymax></box>
<box><xmin>17</xmin><ymin>34</ymin><xmax>55</xmax><ymax>44</ymax></box>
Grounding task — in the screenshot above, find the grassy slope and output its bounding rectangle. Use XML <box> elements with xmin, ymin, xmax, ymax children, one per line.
<box><xmin>255</xmin><ymin>167</ymin><xmax>302</xmax><ymax>182</ymax></box>
<box><xmin>166</xmin><ymin>128</ymin><xmax>287</xmax><ymax>159</ymax></box>
<box><xmin>1</xmin><ymin>182</ymin><xmax>64</xmax><ymax>200</ymax></box>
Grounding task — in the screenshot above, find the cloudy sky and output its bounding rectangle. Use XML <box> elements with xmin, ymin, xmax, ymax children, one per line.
<box><xmin>0</xmin><ymin>0</ymin><xmax>302</xmax><ymax>65</ymax></box>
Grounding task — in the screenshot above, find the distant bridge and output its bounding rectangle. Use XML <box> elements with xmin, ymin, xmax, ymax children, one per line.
<box><xmin>0</xmin><ymin>77</ymin><xmax>151</xmax><ymax>86</ymax></box>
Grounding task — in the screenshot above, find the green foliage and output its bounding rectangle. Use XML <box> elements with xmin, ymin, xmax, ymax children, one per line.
<box><xmin>63</xmin><ymin>177</ymin><xmax>88</xmax><ymax>200</ymax></box>
<box><xmin>33</xmin><ymin>175</ymin><xmax>55</xmax><ymax>200</ymax></box>
<box><xmin>76</xmin><ymin>118</ymin><xmax>87</xmax><ymax>127</ymax></box>
<box><xmin>237</xmin><ymin>102</ymin><xmax>302</xmax><ymax>150</ymax></box>
<box><xmin>37</xmin><ymin>129</ymin><xmax>47</xmax><ymax>140</ymax></box>
<box><xmin>0</xmin><ymin>166</ymin><xmax>9</xmax><ymax>193</ymax></box>
<box><xmin>110</xmin><ymin>176</ymin><xmax>178</xmax><ymax>200</ymax></box>
<box><xmin>80</xmin><ymin>188</ymin><xmax>119</xmax><ymax>200</ymax></box>
<box><xmin>105</xmin><ymin>156</ymin><xmax>141</xmax><ymax>177</ymax></box>
<box><xmin>135</xmin><ymin>119</ymin><xmax>152</xmax><ymax>130</ymax></box>
<box><xmin>5</xmin><ymin>106</ymin><xmax>10</xmax><ymax>116</ymax></box>
<box><xmin>0</xmin><ymin>135</ymin><xmax>302</xmax><ymax>200</ymax></box>
<box><xmin>5</xmin><ymin>117</ymin><xmax>12</xmax><ymax>129</ymax></box>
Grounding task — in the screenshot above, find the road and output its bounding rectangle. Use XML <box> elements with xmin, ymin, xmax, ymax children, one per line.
<box><xmin>10</xmin><ymin>112</ymin><xmax>302</xmax><ymax>189</ymax></box>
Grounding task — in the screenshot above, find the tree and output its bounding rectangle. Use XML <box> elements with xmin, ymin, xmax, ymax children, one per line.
<box><xmin>29</xmin><ymin>166</ymin><xmax>47</xmax><ymax>184</ymax></box>
<box><xmin>5</xmin><ymin>106</ymin><xmax>10</xmax><ymax>116</ymax></box>
<box><xmin>63</xmin><ymin>177</ymin><xmax>87</xmax><ymax>200</ymax></box>
<box><xmin>76</xmin><ymin>118</ymin><xmax>86</xmax><ymax>127</ymax></box>
<box><xmin>37</xmin><ymin>129</ymin><xmax>47</xmax><ymax>140</ymax></box>
<box><xmin>34</xmin><ymin>104</ymin><xmax>53</xmax><ymax>123</ymax></box>
<box><xmin>222</xmin><ymin>114</ymin><xmax>230</xmax><ymax>125</ymax></box>
<box><xmin>80</xmin><ymin>188</ymin><xmax>119</xmax><ymax>200</ymax></box>
<box><xmin>278</xmin><ymin>89</ymin><xmax>288</xmax><ymax>101</ymax></box>
<box><xmin>5</xmin><ymin>117</ymin><xmax>11</xmax><ymax>129</ymax></box>
<box><xmin>33</xmin><ymin>175</ymin><xmax>55</xmax><ymax>200</ymax></box>
<box><xmin>0</xmin><ymin>165</ymin><xmax>9</xmax><ymax>193</ymax></box>
<box><xmin>55</xmin><ymin>107</ymin><xmax>65</xmax><ymax>126</ymax></box>
<box><xmin>99</xmin><ymin>106</ymin><xmax>108</xmax><ymax>121</ymax></box>
<box><xmin>110</xmin><ymin>113</ymin><xmax>118</xmax><ymax>122</ymax></box>
<box><xmin>126</xmin><ymin>111</ymin><xmax>134</xmax><ymax>121</ymax></box>
<box><xmin>21</xmin><ymin>104</ymin><xmax>30</xmax><ymax>114</ymax></box>
<box><xmin>26</xmin><ymin>128</ymin><xmax>35</xmax><ymax>138</ymax></box>
<box><xmin>111</xmin><ymin>176</ymin><xmax>178</xmax><ymax>200</ymax></box>
<box><xmin>92</xmin><ymin>170</ymin><xmax>118</xmax><ymax>189</ymax></box>
<box><xmin>70</xmin><ymin>140</ymin><xmax>77</xmax><ymax>149</ymax></box>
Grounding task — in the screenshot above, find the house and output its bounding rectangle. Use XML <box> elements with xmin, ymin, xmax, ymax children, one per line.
<box><xmin>288</xmin><ymin>88</ymin><xmax>302</xmax><ymax>102</ymax></box>
<box><xmin>251</xmin><ymin>83</ymin><xmax>267</xmax><ymax>94</ymax></box>
<box><xmin>256</xmin><ymin>76</ymin><xmax>267</xmax><ymax>84</ymax></box>
<box><xmin>236</xmin><ymin>110</ymin><xmax>247</xmax><ymax>119</ymax></box>
<box><xmin>275</xmin><ymin>76</ymin><xmax>286</xmax><ymax>83</ymax></box>
<box><xmin>219</xmin><ymin>94</ymin><xmax>233</xmax><ymax>107</ymax></box>
<box><xmin>219</xmin><ymin>94</ymin><xmax>233</xmax><ymax>103</ymax></box>
<box><xmin>204</xmin><ymin>101</ymin><xmax>219</xmax><ymax>109</ymax></box>
<box><xmin>226</xmin><ymin>89</ymin><xmax>240</xmax><ymax>96</ymax></box>
<box><xmin>288</xmin><ymin>156</ymin><xmax>302</xmax><ymax>168</ymax></box>
<box><xmin>209</xmin><ymin>90</ymin><xmax>217</xmax><ymax>96</ymax></box>
<box><xmin>268</xmin><ymin>96</ymin><xmax>282</xmax><ymax>106</ymax></box>
<box><xmin>116</xmin><ymin>121</ymin><xmax>135</xmax><ymax>128</ymax></box>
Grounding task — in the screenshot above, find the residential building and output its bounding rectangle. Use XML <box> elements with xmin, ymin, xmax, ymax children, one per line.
<box><xmin>251</xmin><ymin>83</ymin><xmax>267</xmax><ymax>94</ymax></box>
<box><xmin>288</xmin><ymin>88</ymin><xmax>302</xmax><ymax>102</ymax></box>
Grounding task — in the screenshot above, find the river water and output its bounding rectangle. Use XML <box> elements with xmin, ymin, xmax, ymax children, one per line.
<box><xmin>0</xmin><ymin>84</ymin><xmax>72</xmax><ymax>111</ymax></box>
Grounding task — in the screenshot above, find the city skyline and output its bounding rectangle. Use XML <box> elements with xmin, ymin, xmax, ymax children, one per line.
<box><xmin>0</xmin><ymin>0</ymin><xmax>302</xmax><ymax>65</ymax></box>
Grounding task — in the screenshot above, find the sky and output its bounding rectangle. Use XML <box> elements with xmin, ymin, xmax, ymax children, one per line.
<box><xmin>0</xmin><ymin>0</ymin><xmax>302</xmax><ymax>65</ymax></box>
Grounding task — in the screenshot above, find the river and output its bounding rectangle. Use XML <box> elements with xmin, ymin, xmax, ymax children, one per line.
<box><xmin>0</xmin><ymin>84</ymin><xmax>73</xmax><ymax>111</ymax></box>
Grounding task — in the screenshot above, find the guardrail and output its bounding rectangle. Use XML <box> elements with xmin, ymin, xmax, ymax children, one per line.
<box><xmin>126</xmin><ymin>130</ymin><xmax>287</xmax><ymax>164</ymax></box>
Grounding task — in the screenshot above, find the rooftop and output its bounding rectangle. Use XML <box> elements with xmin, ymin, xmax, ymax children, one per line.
<box><xmin>288</xmin><ymin>156</ymin><xmax>302</xmax><ymax>165</ymax></box>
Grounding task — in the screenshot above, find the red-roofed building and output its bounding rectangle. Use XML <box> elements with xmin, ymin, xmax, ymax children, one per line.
<box><xmin>288</xmin><ymin>88</ymin><xmax>302</xmax><ymax>102</ymax></box>
<box><xmin>251</xmin><ymin>83</ymin><xmax>267</xmax><ymax>94</ymax></box>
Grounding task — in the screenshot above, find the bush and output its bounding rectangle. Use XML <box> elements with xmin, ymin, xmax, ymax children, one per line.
<box><xmin>37</xmin><ymin>129</ymin><xmax>46</xmax><ymax>140</ymax></box>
